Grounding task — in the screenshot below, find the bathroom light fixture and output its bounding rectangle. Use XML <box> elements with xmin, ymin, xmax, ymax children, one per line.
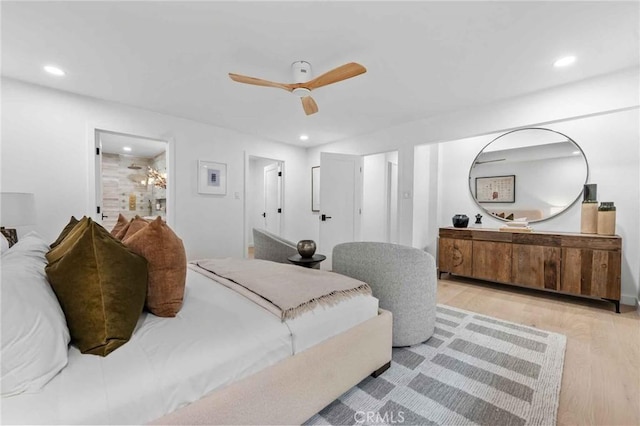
<box><xmin>147</xmin><ymin>167</ymin><xmax>167</xmax><ymax>189</ymax></box>
<box><xmin>553</xmin><ymin>56</ymin><xmax>576</xmax><ymax>68</ymax></box>
<box><xmin>43</xmin><ymin>65</ymin><xmax>65</xmax><ymax>76</ymax></box>
<box><xmin>123</xmin><ymin>146</ymin><xmax>132</xmax><ymax>152</ymax></box>
<box><xmin>299</xmin><ymin>134</ymin><xmax>309</xmax><ymax>141</ymax></box>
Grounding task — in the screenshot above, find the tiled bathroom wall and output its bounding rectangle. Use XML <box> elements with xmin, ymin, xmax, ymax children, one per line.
<box><xmin>101</xmin><ymin>152</ymin><xmax>167</xmax><ymax>230</ymax></box>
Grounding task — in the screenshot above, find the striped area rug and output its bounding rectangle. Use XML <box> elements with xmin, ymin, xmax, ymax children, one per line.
<box><xmin>306</xmin><ymin>304</ymin><xmax>566</xmax><ymax>426</ymax></box>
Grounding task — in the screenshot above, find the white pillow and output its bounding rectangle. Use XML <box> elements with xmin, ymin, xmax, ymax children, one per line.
<box><xmin>1</xmin><ymin>232</ymin><xmax>70</xmax><ymax>396</ymax></box>
<box><xmin>0</xmin><ymin>233</ymin><xmax>9</xmax><ymax>254</ymax></box>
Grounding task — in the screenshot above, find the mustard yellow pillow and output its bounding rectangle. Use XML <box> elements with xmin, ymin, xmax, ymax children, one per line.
<box><xmin>124</xmin><ymin>217</ymin><xmax>186</xmax><ymax>317</ymax></box>
<box><xmin>45</xmin><ymin>218</ymin><xmax>147</xmax><ymax>356</ymax></box>
<box><xmin>49</xmin><ymin>216</ymin><xmax>80</xmax><ymax>249</ymax></box>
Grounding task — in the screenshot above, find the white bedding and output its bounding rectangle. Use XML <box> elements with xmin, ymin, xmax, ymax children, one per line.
<box><xmin>2</xmin><ymin>266</ymin><xmax>378</xmax><ymax>425</ymax></box>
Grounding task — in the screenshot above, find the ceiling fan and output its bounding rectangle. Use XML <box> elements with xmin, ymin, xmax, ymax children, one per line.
<box><xmin>228</xmin><ymin>61</ymin><xmax>366</xmax><ymax>115</ymax></box>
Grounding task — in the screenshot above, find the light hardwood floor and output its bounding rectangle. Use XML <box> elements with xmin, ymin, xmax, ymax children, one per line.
<box><xmin>437</xmin><ymin>275</ymin><xmax>640</xmax><ymax>426</ymax></box>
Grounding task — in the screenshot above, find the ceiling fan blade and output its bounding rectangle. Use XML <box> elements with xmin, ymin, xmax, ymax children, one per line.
<box><xmin>305</xmin><ymin>62</ymin><xmax>367</xmax><ymax>90</ymax></box>
<box><xmin>301</xmin><ymin>96</ymin><xmax>318</xmax><ymax>115</ymax></box>
<box><xmin>228</xmin><ymin>73</ymin><xmax>293</xmax><ymax>92</ymax></box>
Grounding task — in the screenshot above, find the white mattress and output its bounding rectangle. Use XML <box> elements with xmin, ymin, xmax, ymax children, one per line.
<box><xmin>3</xmin><ymin>267</ymin><xmax>378</xmax><ymax>425</ymax></box>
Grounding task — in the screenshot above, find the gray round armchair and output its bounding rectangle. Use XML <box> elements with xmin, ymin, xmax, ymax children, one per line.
<box><xmin>332</xmin><ymin>242</ymin><xmax>437</xmax><ymax>347</ymax></box>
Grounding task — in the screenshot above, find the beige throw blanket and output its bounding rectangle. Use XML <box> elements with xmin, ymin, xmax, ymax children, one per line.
<box><xmin>191</xmin><ymin>258</ymin><xmax>371</xmax><ymax>320</ymax></box>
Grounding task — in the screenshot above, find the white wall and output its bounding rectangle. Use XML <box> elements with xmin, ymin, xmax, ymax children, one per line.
<box><xmin>1</xmin><ymin>78</ymin><xmax>313</xmax><ymax>259</ymax></box>
<box><xmin>306</xmin><ymin>68</ymin><xmax>640</xmax><ymax>304</ymax></box>
<box><xmin>362</xmin><ymin>153</ymin><xmax>387</xmax><ymax>241</ymax></box>
<box><xmin>412</xmin><ymin>143</ymin><xmax>439</xmax><ymax>252</ymax></box>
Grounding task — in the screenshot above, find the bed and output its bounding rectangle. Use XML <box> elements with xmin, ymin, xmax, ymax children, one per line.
<box><xmin>1</xmin><ymin>233</ymin><xmax>392</xmax><ymax>425</ymax></box>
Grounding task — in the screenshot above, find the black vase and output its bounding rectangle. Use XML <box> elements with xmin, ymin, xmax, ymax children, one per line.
<box><xmin>452</xmin><ymin>214</ymin><xmax>469</xmax><ymax>228</ymax></box>
<box><xmin>297</xmin><ymin>240</ymin><xmax>316</xmax><ymax>258</ymax></box>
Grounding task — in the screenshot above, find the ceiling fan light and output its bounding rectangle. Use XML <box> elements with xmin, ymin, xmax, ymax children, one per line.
<box><xmin>292</xmin><ymin>87</ymin><xmax>311</xmax><ymax>97</ymax></box>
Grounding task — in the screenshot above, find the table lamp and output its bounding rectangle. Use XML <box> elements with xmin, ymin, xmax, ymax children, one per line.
<box><xmin>1</xmin><ymin>192</ymin><xmax>36</xmax><ymax>247</ymax></box>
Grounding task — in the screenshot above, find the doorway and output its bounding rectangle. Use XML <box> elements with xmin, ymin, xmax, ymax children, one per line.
<box><xmin>96</xmin><ymin>131</ymin><xmax>168</xmax><ymax>230</ymax></box>
<box><xmin>362</xmin><ymin>151</ymin><xmax>399</xmax><ymax>243</ymax></box>
<box><xmin>318</xmin><ymin>150</ymin><xmax>399</xmax><ymax>268</ymax></box>
<box><xmin>246</xmin><ymin>155</ymin><xmax>284</xmax><ymax>257</ymax></box>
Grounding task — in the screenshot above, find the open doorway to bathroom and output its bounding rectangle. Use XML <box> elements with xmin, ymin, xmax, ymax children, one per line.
<box><xmin>245</xmin><ymin>155</ymin><xmax>284</xmax><ymax>258</ymax></box>
<box><xmin>96</xmin><ymin>131</ymin><xmax>168</xmax><ymax>230</ymax></box>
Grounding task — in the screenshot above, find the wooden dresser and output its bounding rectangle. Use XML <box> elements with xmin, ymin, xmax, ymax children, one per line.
<box><xmin>438</xmin><ymin>227</ymin><xmax>622</xmax><ymax>312</ymax></box>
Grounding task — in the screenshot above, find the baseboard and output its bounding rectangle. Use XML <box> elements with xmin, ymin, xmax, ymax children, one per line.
<box><xmin>620</xmin><ymin>294</ymin><xmax>638</xmax><ymax>307</ymax></box>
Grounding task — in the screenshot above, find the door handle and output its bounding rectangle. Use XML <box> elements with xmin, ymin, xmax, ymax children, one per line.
<box><xmin>262</xmin><ymin>212</ymin><xmax>266</xmax><ymax>218</ymax></box>
<box><xmin>101</xmin><ymin>213</ymin><xmax>108</xmax><ymax>220</ymax></box>
<box><xmin>321</xmin><ymin>214</ymin><xmax>332</xmax><ymax>221</ymax></box>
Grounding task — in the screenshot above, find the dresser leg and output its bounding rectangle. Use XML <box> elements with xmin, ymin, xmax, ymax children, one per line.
<box><xmin>602</xmin><ymin>298</ymin><xmax>620</xmax><ymax>313</ymax></box>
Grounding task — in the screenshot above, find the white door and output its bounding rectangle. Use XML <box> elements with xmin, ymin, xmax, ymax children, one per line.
<box><xmin>319</xmin><ymin>152</ymin><xmax>363</xmax><ymax>269</ymax></box>
<box><xmin>95</xmin><ymin>137</ymin><xmax>123</xmax><ymax>230</ymax></box>
<box><xmin>95</xmin><ymin>133</ymin><xmax>102</xmax><ymax>223</ymax></box>
<box><xmin>264</xmin><ymin>163</ymin><xmax>281</xmax><ymax>235</ymax></box>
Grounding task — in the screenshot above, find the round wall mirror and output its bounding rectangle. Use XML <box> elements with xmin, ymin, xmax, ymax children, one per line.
<box><xmin>469</xmin><ymin>128</ymin><xmax>588</xmax><ymax>223</ymax></box>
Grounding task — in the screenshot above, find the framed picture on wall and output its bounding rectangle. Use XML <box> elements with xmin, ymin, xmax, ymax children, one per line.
<box><xmin>475</xmin><ymin>175</ymin><xmax>515</xmax><ymax>203</ymax></box>
<box><xmin>311</xmin><ymin>166</ymin><xmax>320</xmax><ymax>212</ymax></box>
<box><xmin>198</xmin><ymin>160</ymin><xmax>227</xmax><ymax>195</ymax></box>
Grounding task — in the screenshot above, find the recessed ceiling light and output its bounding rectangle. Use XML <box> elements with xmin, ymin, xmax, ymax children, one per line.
<box><xmin>299</xmin><ymin>134</ymin><xmax>309</xmax><ymax>141</ymax></box>
<box><xmin>43</xmin><ymin>65</ymin><xmax>66</xmax><ymax>76</ymax></box>
<box><xmin>572</xmin><ymin>150</ymin><xmax>580</xmax><ymax>155</ymax></box>
<box><xmin>123</xmin><ymin>146</ymin><xmax>132</xmax><ymax>152</ymax></box>
<box><xmin>553</xmin><ymin>56</ymin><xmax>576</xmax><ymax>68</ymax></box>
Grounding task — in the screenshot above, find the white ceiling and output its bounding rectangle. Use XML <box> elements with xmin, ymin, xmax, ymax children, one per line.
<box><xmin>2</xmin><ymin>1</ymin><xmax>638</xmax><ymax>147</ymax></box>
<box><xmin>99</xmin><ymin>132</ymin><xmax>166</xmax><ymax>158</ymax></box>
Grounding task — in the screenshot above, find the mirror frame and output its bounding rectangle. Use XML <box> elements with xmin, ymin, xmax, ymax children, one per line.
<box><xmin>468</xmin><ymin>127</ymin><xmax>589</xmax><ymax>223</ymax></box>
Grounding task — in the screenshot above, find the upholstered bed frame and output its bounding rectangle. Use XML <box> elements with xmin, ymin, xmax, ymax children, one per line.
<box><xmin>151</xmin><ymin>309</ymin><xmax>392</xmax><ymax>425</ymax></box>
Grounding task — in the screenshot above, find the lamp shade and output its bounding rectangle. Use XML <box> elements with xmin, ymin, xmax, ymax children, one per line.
<box><xmin>0</xmin><ymin>192</ymin><xmax>36</xmax><ymax>227</ymax></box>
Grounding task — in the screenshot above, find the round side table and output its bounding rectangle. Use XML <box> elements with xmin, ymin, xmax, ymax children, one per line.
<box><xmin>287</xmin><ymin>254</ymin><xmax>326</xmax><ymax>269</ymax></box>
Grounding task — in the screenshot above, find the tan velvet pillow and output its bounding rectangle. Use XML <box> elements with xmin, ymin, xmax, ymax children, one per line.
<box><xmin>124</xmin><ymin>217</ymin><xmax>186</xmax><ymax>317</ymax></box>
<box><xmin>114</xmin><ymin>218</ymin><xmax>132</xmax><ymax>240</ymax></box>
<box><xmin>121</xmin><ymin>216</ymin><xmax>149</xmax><ymax>241</ymax></box>
<box><xmin>115</xmin><ymin>216</ymin><xmax>149</xmax><ymax>240</ymax></box>
<box><xmin>110</xmin><ymin>214</ymin><xmax>128</xmax><ymax>237</ymax></box>
<box><xmin>45</xmin><ymin>218</ymin><xmax>148</xmax><ymax>356</ymax></box>
<box><xmin>49</xmin><ymin>216</ymin><xmax>80</xmax><ymax>249</ymax></box>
